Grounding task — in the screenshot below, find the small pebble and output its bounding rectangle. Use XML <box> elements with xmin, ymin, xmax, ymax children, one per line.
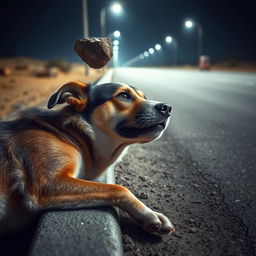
<box><xmin>189</xmin><ymin>227</ymin><xmax>197</xmax><ymax>233</ymax></box>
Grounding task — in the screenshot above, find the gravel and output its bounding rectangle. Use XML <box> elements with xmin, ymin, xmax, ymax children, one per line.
<box><xmin>115</xmin><ymin>133</ymin><xmax>255</xmax><ymax>256</ymax></box>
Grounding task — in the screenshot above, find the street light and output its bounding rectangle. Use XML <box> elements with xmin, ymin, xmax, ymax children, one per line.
<box><xmin>113</xmin><ymin>45</ymin><xmax>119</xmax><ymax>51</ymax></box>
<box><xmin>155</xmin><ymin>44</ymin><xmax>161</xmax><ymax>51</ymax></box>
<box><xmin>113</xmin><ymin>40</ymin><xmax>119</xmax><ymax>46</ymax></box>
<box><xmin>111</xmin><ymin>3</ymin><xmax>122</xmax><ymax>14</ymax></box>
<box><xmin>165</xmin><ymin>35</ymin><xmax>178</xmax><ymax>66</ymax></box>
<box><xmin>184</xmin><ymin>19</ymin><xmax>203</xmax><ymax>62</ymax></box>
<box><xmin>81</xmin><ymin>0</ymin><xmax>89</xmax><ymax>75</ymax></box>
<box><xmin>149</xmin><ymin>48</ymin><xmax>155</xmax><ymax>54</ymax></box>
<box><xmin>165</xmin><ymin>36</ymin><xmax>173</xmax><ymax>43</ymax></box>
<box><xmin>144</xmin><ymin>51</ymin><xmax>149</xmax><ymax>57</ymax></box>
<box><xmin>113</xmin><ymin>42</ymin><xmax>119</xmax><ymax>67</ymax></box>
<box><xmin>113</xmin><ymin>30</ymin><xmax>121</xmax><ymax>38</ymax></box>
<box><xmin>101</xmin><ymin>3</ymin><xmax>122</xmax><ymax>36</ymax></box>
<box><xmin>185</xmin><ymin>20</ymin><xmax>193</xmax><ymax>28</ymax></box>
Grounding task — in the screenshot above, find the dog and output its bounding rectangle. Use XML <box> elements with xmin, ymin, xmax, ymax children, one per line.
<box><xmin>0</xmin><ymin>81</ymin><xmax>174</xmax><ymax>236</ymax></box>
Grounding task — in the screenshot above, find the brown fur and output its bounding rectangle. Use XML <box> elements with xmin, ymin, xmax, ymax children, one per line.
<box><xmin>0</xmin><ymin>81</ymin><xmax>174</xmax><ymax>235</ymax></box>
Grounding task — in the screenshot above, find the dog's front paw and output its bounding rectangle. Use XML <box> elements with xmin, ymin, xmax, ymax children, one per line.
<box><xmin>136</xmin><ymin>208</ymin><xmax>175</xmax><ymax>236</ymax></box>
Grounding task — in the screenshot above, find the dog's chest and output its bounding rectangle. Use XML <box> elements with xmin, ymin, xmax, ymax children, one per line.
<box><xmin>73</xmin><ymin>154</ymin><xmax>84</xmax><ymax>179</ymax></box>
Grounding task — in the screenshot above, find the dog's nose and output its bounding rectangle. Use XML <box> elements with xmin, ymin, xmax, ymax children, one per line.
<box><xmin>155</xmin><ymin>103</ymin><xmax>172</xmax><ymax>117</ymax></box>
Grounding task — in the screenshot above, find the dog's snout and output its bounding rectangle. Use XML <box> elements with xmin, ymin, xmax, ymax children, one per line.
<box><xmin>155</xmin><ymin>103</ymin><xmax>172</xmax><ymax>117</ymax></box>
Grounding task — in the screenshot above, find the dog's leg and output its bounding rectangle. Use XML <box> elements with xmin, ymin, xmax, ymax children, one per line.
<box><xmin>37</xmin><ymin>176</ymin><xmax>175</xmax><ymax>236</ymax></box>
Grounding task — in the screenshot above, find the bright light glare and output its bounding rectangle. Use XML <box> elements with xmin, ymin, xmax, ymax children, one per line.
<box><xmin>111</xmin><ymin>3</ymin><xmax>122</xmax><ymax>14</ymax></box>
<box><xmin>165</xmin><ymin>36</ymin><xmax>173</xmax><ymax>43</ymax></box>
<box><xmin>113</xmin><ymin>40</ymin><xmax>119</xmax><ymax>46</ymax></box>
<box><xmin>140</xmin><ymin>54</ymin><xmax>144</xmax><ymax>59</ymax></box>
<box><xmin>144</xmin><ymin>51</ymin><xmax>149</xmax><ymax>57</ymax></box>
<box><xmin>185</xmin><ymin>20</ymin><xmax>193</xmax><ymax>28</ymax></box>
<box><xmin>155</xmin><ymin>44</ymin><xmax>161</xmax><ymax>51</ymax></box>
<box><xmin>149</xmin><ymin>48</ymin><xmax>154</xmax><ymax>54</ymax></box>
<box><xmin>113</xmin><ymin>30</ymin><xmax>121</xmax><ymax>38</ymax></box>
<box><xmin>113</xmin><ymin>45</ymin><xmax>119</xmax><ymax>51</ymax></box>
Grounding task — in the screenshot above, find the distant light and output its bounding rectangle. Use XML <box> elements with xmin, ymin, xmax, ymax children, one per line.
<box><xmin>111</xmin><ymin>3</ymin><xmax>122</xmax><ymax>14</ymax></box>
<box><xmin>149</xmin><ymin>48</ymin><xmax>155</xmax><ymax>54</ymax></box>
<box><xmin>113</xmin><ymin>40</ymin><xmax>119</xmax><ymax>46</ymax></box>
<box><xmin>155</xmin><ymin>44</ymin><xmax>161</xmax><ymax>51</ymax></box>
<box><xmin>185</xmin><ymin>20</ymin><xmax>193</xmax><ymax>28</ymax></box>
<box><xmin>165</xmin><ymin>36</ymin><xmax>173</xmax><ymax>43</ymax></box>
<box><xmin>113</xmin><ymin>45</ymin><xmax>119</xmax><ymax>51</ymax></box>
<box><xmin>113</xmin><ymin>30</ymin><xmax>121</xmax><ymax>38</ymax></box>
<box><xmin>144</xmin><ymin>51</ymin><xmax>149</xmax><ymax>57</ymax></box>
<box><xmin>139</xmin><ymin>54</ymin><xmax>144</xmax><ymax>59</ymax></box>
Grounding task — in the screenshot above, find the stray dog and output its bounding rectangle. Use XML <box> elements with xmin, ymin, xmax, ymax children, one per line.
<box><xmin>0</xmin><ymin>81</ymin><xmax>174</xmax><ymax>236</ymax></box>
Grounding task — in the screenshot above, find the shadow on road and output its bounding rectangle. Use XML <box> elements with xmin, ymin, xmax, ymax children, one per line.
<box><xmin>0</xmin><ymin>214</ymin><xmax>41</xmax><ymax>256</ymax></box>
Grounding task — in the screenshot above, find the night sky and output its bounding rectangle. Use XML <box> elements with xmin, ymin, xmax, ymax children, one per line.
<box><xmin>1</xmin><ymin>0</ymin><xmax>256</xmax><ymax>66</ymax></box>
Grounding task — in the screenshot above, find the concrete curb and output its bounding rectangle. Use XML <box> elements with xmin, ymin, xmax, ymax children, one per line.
<box><xmin>28</xmin><ymin>69</ymin><xmax>124</xmax><ymax>256</ymax></box>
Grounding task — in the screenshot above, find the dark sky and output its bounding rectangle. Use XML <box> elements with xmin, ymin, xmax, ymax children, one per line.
<box><xmin>1</xmin><ymin>0</ymin><xmax>256</xmax><ymax>65</ymax></box>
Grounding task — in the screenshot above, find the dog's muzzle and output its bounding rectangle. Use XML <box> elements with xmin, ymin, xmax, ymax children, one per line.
<box><xmin>117</xmin><ymin>101</ymin><xmax>172</xmax><ymax>138</ymax></box>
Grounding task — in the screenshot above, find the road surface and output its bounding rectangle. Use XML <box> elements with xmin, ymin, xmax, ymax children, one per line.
<box><xmin>112</xmin><ymin>68</ymin><xmax>256</xmax><ymax>252</ymax></box>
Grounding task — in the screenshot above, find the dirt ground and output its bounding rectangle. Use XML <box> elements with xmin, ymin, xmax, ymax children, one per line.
<box><xmin>115</xmin><ymin>135</ymin><xmax>255</xmax><ymax>256</ymax></box>
<box><xmin>0</xmin><ymin>58</ymin><xmax>104</xmax><ymax>119</ymax></box>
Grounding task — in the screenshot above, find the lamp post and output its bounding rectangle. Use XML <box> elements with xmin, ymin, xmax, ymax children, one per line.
<box><xmin>101</xmin><ymin>3</ymin><xmax>122</xmax><ymax>37</ymax></box>
<box><xmin>113</xmin><ymin>45</ymin><xmax>119</xmax><ymax>67</ymax></box>
<box><xmin>82</xmin><ymin>0</ymin><xmax>89</xmax><ymax>38</ymax></box>
<box><xmin>81</xmin><ymin>0</ymin><xmax>89</xmax><ymax>75</ymax></box>
<box><xmin>154</xmin><ymin>44</ymin><xmax>162</xmax><ymax>66</ymax></box>
<box><xmin>185</xmin><ymin>19</ymin><xmax>203</xmax><ymax>62</ymax></box>
<box><xmin>165</xmin><ymin>36</ymin><xmax>178</xmax><ymax>66</ymax></box>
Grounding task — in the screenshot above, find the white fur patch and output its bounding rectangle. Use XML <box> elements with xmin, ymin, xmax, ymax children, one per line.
<box><xmin>73</xmin><ymin>154</ymin><xmax>83</xmax><ymax>179</ymax></box>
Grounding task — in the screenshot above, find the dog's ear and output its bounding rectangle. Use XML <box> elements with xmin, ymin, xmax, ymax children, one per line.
<box><xmin>47</xmin><ymin>81</ymin><xmax>90</xmax><ymax>111</ymax></box>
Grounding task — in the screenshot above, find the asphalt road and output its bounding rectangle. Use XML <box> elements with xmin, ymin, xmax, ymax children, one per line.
<box><xmin>112</xmin><ymin>68</ymin><xmax>256</xmax><ymax>251</ymax></box>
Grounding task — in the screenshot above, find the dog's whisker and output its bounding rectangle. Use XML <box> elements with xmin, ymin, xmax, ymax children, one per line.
<box><xmin>124</xmin><ymin>117</ymin><xmax>146</xmax><ymax>126</ymax></box>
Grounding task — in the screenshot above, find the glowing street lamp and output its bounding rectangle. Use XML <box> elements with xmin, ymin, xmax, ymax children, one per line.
<box><xmin>165</xmin><ymin>35</ymin><xmax>178</xmax><ymax>65</ymax></box>
<box><xmin>113</xmin><ymin>45</ymin><xmax>119</xmax><ymax>51</ymax></box>
<box><xmin>113</xmin><ymin>30</ymin><xmax>121</xmax><ymax>38</ymax></box>
<box><xmin>111</xmin><ymin>3</ymin><xmax>122</xmax><ymax>14</ymax></box>
<box><xmin>139</xmin><ymin>54</ymin><xmax>144</xmax><ymax>59</ymax></box>
<box><xmin>101</xmin><ymin>3</ymin><xmax>122</xmax><ymax>36</ymax></box>
<box><xmin>113</xmin><ymin>40</ymin><xmax>119</xmax><ymax>46</ymax></box>
<box><xmin>165</xmin><ymin>36</ymin><xmax>173</xmax><ymax>43</ymax></box>
<box><xmin>144</xmin><ymin>51</ymin><xmax>149</xmax><ymax>57</ymax></box>
<box><xmin>184</xmin><ymin>19</ymin><xmax>203</xmax><ymax>61</ymax></box>
<box><xmin>155</xmin><ymin>44</ymin><xmax>161</xmax><ymax>51</ymax></box>
<box><xmin>185</xmin><ymin>20</ymin><xmax>193</xmax><ymax>28</ymax></box>
<box><xmin>149</xmin><ymin>48</ymin><xmax>155</xmax><ymax>54</ymax></box>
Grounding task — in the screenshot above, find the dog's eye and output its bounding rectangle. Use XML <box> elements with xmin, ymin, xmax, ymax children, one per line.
<box><xmin>116</xmin><ymin>92</ymin><xmax>132</xmax><ymax>101</ymax></box>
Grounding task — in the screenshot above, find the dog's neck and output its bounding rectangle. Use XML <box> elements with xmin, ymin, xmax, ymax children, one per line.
<box><xmin>60</xmin><ymin>111</ymin><xmax>128</xmax><ymax>179</ymax></box>
<box><xmin>89</xmin><ymin>127</ymin><xmax>129</xmax><ymax>178</ymax></box>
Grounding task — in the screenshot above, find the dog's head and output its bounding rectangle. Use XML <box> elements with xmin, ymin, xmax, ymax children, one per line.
<box><xmin>48</xmin><ymin>81</ymin><xmax>172</xmax><ymax>143</ymax></box>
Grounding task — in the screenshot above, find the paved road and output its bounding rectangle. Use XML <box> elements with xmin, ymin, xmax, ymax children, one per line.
<box><xmin>112</xmin><ymin>68</ymin><xmax>256</xmax><ymax>250</ymax></box>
